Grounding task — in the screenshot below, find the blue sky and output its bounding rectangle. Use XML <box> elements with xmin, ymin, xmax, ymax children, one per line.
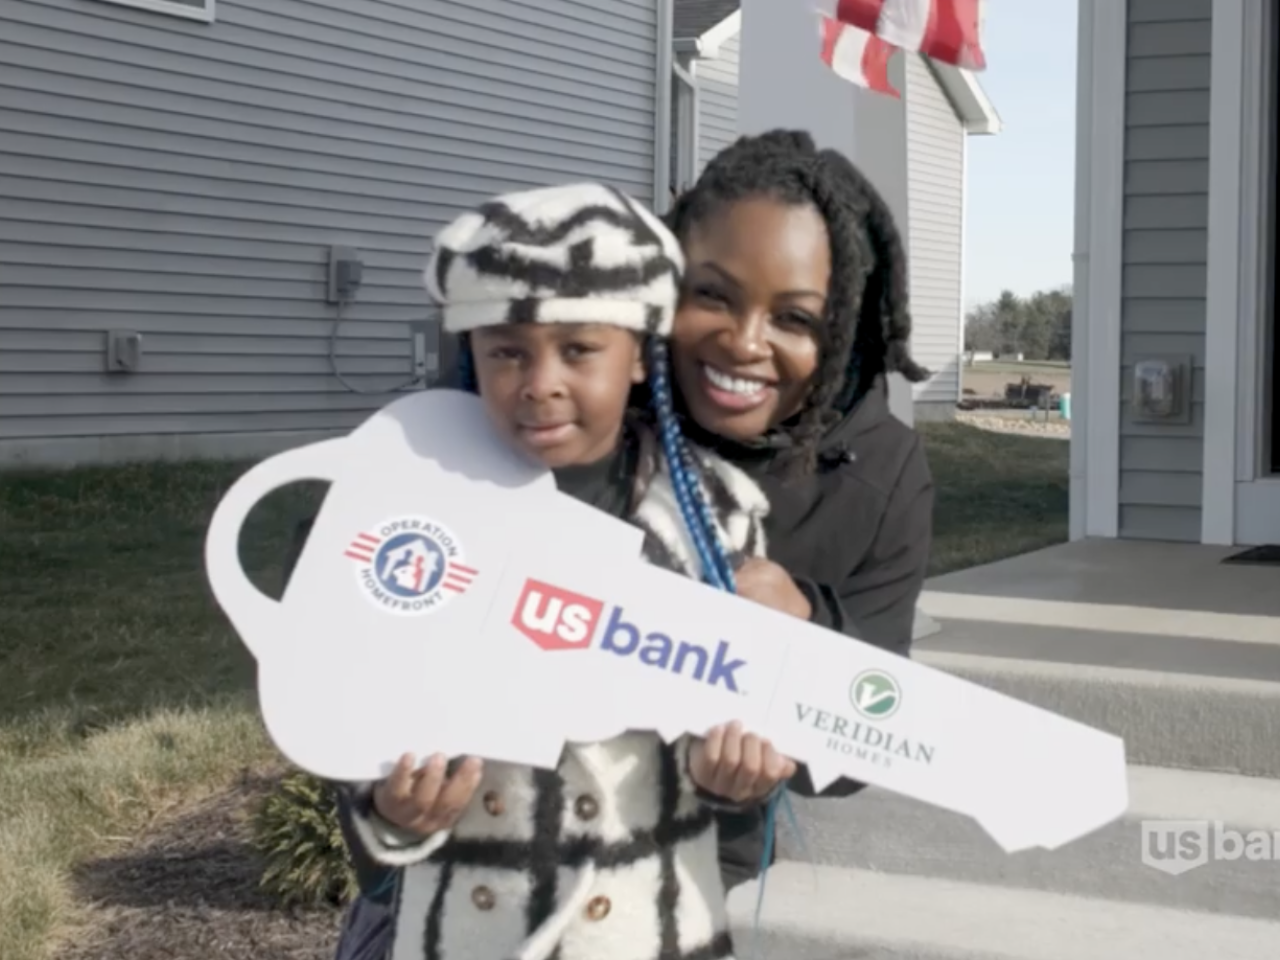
<box><xmin>963</xmin><ymin>0</ymin><xmax>1078</xmax><ymax>309</ymax></box>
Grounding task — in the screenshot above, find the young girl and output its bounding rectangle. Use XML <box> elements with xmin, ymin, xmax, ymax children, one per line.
<box><xmin>334</xmin><ymin>182</ymin><xmax>798</xmax><ymax>960</ymax></box>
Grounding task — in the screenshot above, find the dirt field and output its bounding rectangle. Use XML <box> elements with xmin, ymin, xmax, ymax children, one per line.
<box><xmin>961</xmin><ymin>360</ymin><xmax>1072</xmax><ymax>400</ymax></box>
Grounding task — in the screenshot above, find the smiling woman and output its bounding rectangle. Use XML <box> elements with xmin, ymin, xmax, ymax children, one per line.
<box><xmin>663</xmin><ymin>129</ymin><xmax>932</xmax><ymax>644</ymax></box>
<box><xmin>660</xmin><ymin>129</ymin><xmax>937</xmax><ymax>890</ymax></box>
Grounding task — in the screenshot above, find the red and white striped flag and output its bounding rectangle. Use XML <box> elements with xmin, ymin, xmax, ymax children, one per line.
<box><xmin>835</xmin><ymin>0</ymin><xmax>987</xmax><ymax>71</ymax></box>
<box><xmin>819</xmin><ymin>15</ymin><xmax>899</xmax><ymax>98</ymax></box>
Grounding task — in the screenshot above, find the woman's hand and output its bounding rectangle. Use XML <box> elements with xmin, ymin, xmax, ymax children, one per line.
<box><xmin>735</xmin><ymin>558</ymin><xmax>812</xmax><ymax>620</ymax></box>
<box><xmin>372</xmin><ymin>752</ymin><xmax>484</xmax><ymax>838</ymax></box>
<box><xmin>688</xmin><ymin>721</ymin><xmax>798</xmax><ymax>804</ymax></box>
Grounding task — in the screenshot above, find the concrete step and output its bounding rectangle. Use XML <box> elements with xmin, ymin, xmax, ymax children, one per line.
<box><xmin>911</xmin><ymin>540</ymin><xmax>1280</xmax><ymax>779</ymax></box>
<box><xmin>727</xmin><ymin>862</ymin><xmax>1280</xmax><ymax>960</ymax></box>
<box><xmin>774</xmin><ymin>764</ymin><xmax>1280</xmax><ymax>919</ymax></box>
<box><xmin>912</xmin><ymin>649</ymin><xmax>1280</xmax><ymax>779</ymax></box>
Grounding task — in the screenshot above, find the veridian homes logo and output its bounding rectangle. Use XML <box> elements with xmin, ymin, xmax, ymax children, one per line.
<box><xmin>850</xmin><ymin>669</ymin><xmax>901</xmax><ymax>720</ymax></box>
<box><xmin>793</xmin><ymin>667</ymin><xmax>932</xmax><ymax>771</ymax></box>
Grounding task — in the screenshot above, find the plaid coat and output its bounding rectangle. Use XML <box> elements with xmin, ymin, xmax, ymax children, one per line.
<box><xmin>341</xmin><ymin>436</ymin><xmax>771</xmax><ymax>960</ymax></box>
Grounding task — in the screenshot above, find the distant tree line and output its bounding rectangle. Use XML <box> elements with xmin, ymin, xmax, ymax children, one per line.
<box><xmin>964</xmin><ymin>287</ymin><xmax>1073</xmax><ymax>362</ymax></box>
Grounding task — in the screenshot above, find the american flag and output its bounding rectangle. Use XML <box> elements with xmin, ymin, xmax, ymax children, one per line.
<box><xmin>834</xmin><ymin>0</ymin><xmax>986</xmax><ymax>71</ymax></box>
<box><xmin>345</xmin><ymin>532</ymin><xmax>479</xmax><ymax>594</ymax></box>
<box><xmin>820</xmin><ymin>15</ymin><xmax>899</xmax><ymax>98</ymax></box>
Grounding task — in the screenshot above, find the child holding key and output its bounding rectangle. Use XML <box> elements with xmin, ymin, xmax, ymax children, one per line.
<box><xmin>335</xmin><ymin>182</ymin><xmax>798</xmax><ymax>960</ymax></box>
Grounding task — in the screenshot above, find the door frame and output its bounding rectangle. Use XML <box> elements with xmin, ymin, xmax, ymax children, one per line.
<box><xmin>1204</xmin><ymin>0</ymin><xmax>1280</xmax><ymax>545</ymax></box>
<box><xmin>1232</xmin><ymin>0</ymin><xmax>1280</xmax><ymax>543</ymax></box>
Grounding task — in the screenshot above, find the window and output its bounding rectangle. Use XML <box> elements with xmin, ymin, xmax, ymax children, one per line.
<box><xmin>95</xmin><ymin>0</ymin><xmax>214</xmax><ymax>22</ymax></box>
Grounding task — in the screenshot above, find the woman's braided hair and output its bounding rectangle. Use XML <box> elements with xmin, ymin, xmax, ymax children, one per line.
<box><xmin>665</xmin><ymin>129</ymin><xmax>929</xmax><ymax>476</ymax></box>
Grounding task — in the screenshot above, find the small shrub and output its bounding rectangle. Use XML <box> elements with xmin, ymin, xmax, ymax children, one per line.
<box><xmin>250</xmin><ymin>770</ymin><xmax>356</xmax><ymax>909</ymax></box>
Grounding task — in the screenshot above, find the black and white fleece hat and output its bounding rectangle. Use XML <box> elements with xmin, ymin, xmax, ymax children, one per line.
<box><xmin>424</xmin><ymin>182</ymin><xmax>684</xmax><ymax>337</ymax></box>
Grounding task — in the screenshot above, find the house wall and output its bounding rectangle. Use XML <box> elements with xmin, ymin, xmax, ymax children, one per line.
<box><xmin>695</xmin><ymin>32</ymin><xmax>739</xmax><ymax>174</ymax></box>
<box><xmin>0</xmin><ymin>0</ymin><xmax>659</xmax><ymax>467</ymax></box>
<box><xmin>1117</xmin><ymin>0</ymin><xmax>1211</xmax><ymax>541</ymax></box>
<box><xmin>904</xmin><ymin>54</ymin><xmax>964</xmax><ymax>416</ymax></box>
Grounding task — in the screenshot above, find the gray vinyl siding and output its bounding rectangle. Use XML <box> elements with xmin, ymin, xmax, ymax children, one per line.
<box><xmin>1118</xmin><ymin>0</ymin><xmax>1211</xmax><ymax>541</ymax></box>
<box><xmin>904</xmin><ymin>54</ymin><xmax>964</xmax><ymax>407</ymax></box>
<box><xmin>696</xmin><ymin>32</ymin><xmax>738</xmax><ymax>174</ymax></box>
<box><xmin>0</xmin><ymin>0</ymin><xmax>658</xmax><ymax>465</ymax></box>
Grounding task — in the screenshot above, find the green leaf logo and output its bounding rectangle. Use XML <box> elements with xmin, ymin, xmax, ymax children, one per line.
<box><xmin>849</xmin><ymin>670</ymin><xmax>901</xmax><ymax>720</ymax></box>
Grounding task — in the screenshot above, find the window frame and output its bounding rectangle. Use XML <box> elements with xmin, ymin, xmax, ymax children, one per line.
<box><xmin>94</xmin><ymin>0</ymin><xmax>215</xmax><ymax>23</ymax></box>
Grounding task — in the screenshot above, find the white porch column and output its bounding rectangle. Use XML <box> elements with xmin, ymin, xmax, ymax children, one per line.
<box><xmin>738</xmin><ymin>0</ymin><xmax>915</xmax><ymax>426</ymax></box>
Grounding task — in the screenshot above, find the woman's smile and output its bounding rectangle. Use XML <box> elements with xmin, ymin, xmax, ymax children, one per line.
<box><xmin>698</xmin><ymin>363</ymin><xmax>776</xmax><ymax>412</ymax></box>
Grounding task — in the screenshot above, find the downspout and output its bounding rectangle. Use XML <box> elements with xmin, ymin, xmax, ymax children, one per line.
<box><xmin>957</xmin><ymin>133</ymin><xmax>968</xmax><ymax>408</ymax></box>
<box><xmin>1069</xmin><ymin>0</ymin><xmax>1095</xmax><ymax>542</ymax></box>
<box><xmin>653</xmin><ymin>0</ymin><xmax>674</xmax><ymax>214</ymax></box>
<box><xmin>672</xmin><ymin>55</ymin><xmax>699</xmax><ymax>190</ymax></box>
<box><xmin>689</xmin><ymin>59</ymin><xmax>701</xmax><ymax>181</ymax></box>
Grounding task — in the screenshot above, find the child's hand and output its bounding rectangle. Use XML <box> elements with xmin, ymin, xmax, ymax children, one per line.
<box><xmin>372</xmin><ymin>752</ymin><xmax>484</xmax><ymax>838</ymax></box>
<box><xmin>688</xmin><ymin>721</ymin><xmax>797</xmax><ymax>804</ymax></box>
<box><xmin>735</xmin><ymin>558</ymin><xmax>812</xmax><ymax>620</ymax></box>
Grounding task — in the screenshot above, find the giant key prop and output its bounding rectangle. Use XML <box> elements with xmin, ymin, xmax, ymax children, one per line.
<box><xmin>205</xmin><ymin>389</ymin><xmax>1128</xmax><ymax>854</ymax></box>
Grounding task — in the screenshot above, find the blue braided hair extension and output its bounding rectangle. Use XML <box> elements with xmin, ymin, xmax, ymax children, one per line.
<box><xmin>645</xmin><ymin>336</ymin><xmax>806</xmax><ymax>954</ymax></box>
<box><xmin>645</xmin><ymin>337</ymin><xmax>735</xmax><ymax>591</ymax></box>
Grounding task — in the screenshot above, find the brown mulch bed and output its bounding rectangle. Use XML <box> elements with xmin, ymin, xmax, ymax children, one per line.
<box><xmin>58</xmin><ymin>774</ymin><xmax>343</xmax><ymax>960</ymax></box>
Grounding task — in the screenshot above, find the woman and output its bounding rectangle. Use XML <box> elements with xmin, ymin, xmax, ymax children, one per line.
<box><xmin>650</xmin><ymin>128</ymin><xmax>935</xmax><ymax>890</ymax></box>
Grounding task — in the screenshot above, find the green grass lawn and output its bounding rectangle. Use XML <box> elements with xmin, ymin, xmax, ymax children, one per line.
<box><xmin>919</xmin><ymin>422</ymin><xmax>1070</xmax><ymax>576</ymax></box>
<box><xmin>0</xmin><ymin>422</ymin><xmax>1068</xmax><ymax>959</ymax></box>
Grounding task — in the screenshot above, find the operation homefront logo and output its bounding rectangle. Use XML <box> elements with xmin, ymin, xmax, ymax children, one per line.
<box><xmin>345</xmin><ymin>516</ymin><xmax>478</xmax><ymax>616</ymax></box>
<box><xmin>794</xmin><ymin>669</ymin><xmax>936</xmax><ymax>770</ymax></box>
<box><xmin>1141</xmin><ymin>820</ymin><xmax>1280</xmax><ymax>876</ymax></box>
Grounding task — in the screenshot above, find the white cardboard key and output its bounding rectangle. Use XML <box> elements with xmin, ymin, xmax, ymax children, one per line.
<box><xmin>204</xmin><ymin>389</ymin><xmax>643</xmax><ymax>776</ymax></box>
<box><xmin>205</xmin><ymin>389</ymin><xmax>1129</xmax><ymax>852</ymax></box>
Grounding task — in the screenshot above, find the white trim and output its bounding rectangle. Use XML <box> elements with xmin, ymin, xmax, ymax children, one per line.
<box><xmin>956</xmin><ymin>134</ymin><xmax>969</xmax><ymax>407</ymax></box>
<box><xmin>1073</xmin><ymin>0</ymin><xmax>1125</xmax><ymax>540</ymax></box>
<box><xmin>929</xmin><ymin>63</ymin><xmax>1002</xmax><ymax>135</ymax></box>
<box><xmin>653</xmin><ymin>0</ymin><xmax>675</xmax><ymax>214</ymax></box>
<box><xmin>1234</xmin><ymin>0</ymin><xmax>1268</xmax><ymax>484</ymax></box>
<box><xmin>698</xmin><ymin>10</ymin><xmax>742</xmax><ymax>56</ymax></box>
<box><xmin>1069</xmin><ymin>0</ymin><xmax>1094</xmax><ymax>541</ymax></box>
<box><xmin>94</xmin><ymin>0</ymin><xmax>214</xmax><ymax>21</ymax></box>
<box><xmin>1202</xmin><ymin>0</ymin><xmax>1249</xmax><ymax>545</ymax></box>
<box><xmin>688</xmin><ymin>58</ymin><xmax>702</xmax><ymax>180</ymax></box>
<box><xmin>672</xmin><ymin>56</ymin><xmax>699</xmax><ymax>192</ymax></box>
<box><xmin>1231</xmin><ymin>0</ymin><xmax>1279</xmax><ymax>543</ymax></box>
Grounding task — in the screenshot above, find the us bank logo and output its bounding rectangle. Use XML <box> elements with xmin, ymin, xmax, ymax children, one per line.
<box><xmin>850</xmin><ymin>670</ymin><xmax>901</xmax><ymax>720</ymax></box>
<box><xmin>1141</xmin><ymin>820</ymin><xmax>1280</xmax><ymax>876</ymax></box>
